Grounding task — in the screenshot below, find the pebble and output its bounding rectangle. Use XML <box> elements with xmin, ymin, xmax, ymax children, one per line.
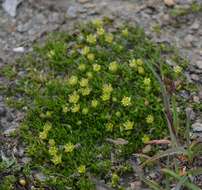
<box><xmin>0</xmin><ymin>106</ymin><xmax>6</xmax><ymax>117</ymax></box>
<box><xmin>190</xmin><ymin>73</ymin><xmax>199</xmax><ymax>81</ymax></box>
<box><xmin>13</xmin><ymin>47</ymin><xmax>25</xmax><ymax>53</ymax></box>
<box><xmin>196</xmin><ymin>60</ymin><xmax>202</xmax><ymax>69</ymax></box>
<box><xmin>78</xmin><ymin>0</ymin><xmax>90</xmax><ymax>3</ymax></box>
<box><xmin>190</xmin><ymin>21</ymin><xmax>200</xmax><ymax>30</ymax></box>
<box><xmin>192</xmin><ymin>122</ymin><xmax>202</xmax><ymax>132</ymax></box>
<box><xmin>2</xmin><ymin>0</ymin><xmax>23</xmax><ymax>17</ymax></box>
<box><xmin>66</xmin><ymin>6</ymin><xmax>78</xmax><ymax>18</ymax></box>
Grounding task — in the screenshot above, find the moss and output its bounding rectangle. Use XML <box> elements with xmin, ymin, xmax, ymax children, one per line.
<box><xmin>3</xmin><ymin>20</ymin><xmax>194</xmax><ymax>189</ymax></box>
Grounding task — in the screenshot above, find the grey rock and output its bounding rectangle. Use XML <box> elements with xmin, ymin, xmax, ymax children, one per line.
<box><xmin>6</xmin><ymin>111</ymin><xmax>14</xmax><ymax>122</ymax></box>
<box><xmin>192</xmin><ymin>122</ymin><xmax>202</xmax><ymax>132</ymax></box>
<box><xmin>48</xmin><ymin>12</ymin><xmax>64</xmax><ymax>24</ymax></box>
<box><xmin>2</xmin><ymin>0</ymin><xmax>23</xmax><ymax>17</ymax></box>
<box><xmin>13</xmin><ymin>47</ymin><xmax>25</xmax><ymax>53</ymax></box>
<box><xmin>196</xmin><ymin>60</ymin><xmax>202</xmax><ymax>69</ymax></box>
<box><xmin>66</xmin><ymin>6</ymin><xmax>78</xmax><ymax>18</ymax></box>
<box><xmin>185</xmin><ymin>107</ymin><xmax>196</xmax><ymax>120</ymax></box>
<box><xmin>34</xmin><ymin>172</ymin><xmax>46</xmax><ymax>182</ymax></box>
<box><xmin>0</xmin><ymin>106</ymin><xmax>6</xmax><ymax>117</ymax></box>
<box><xmin>17</xmin><ymin>21</ymin><xmax>32</xmax><ymax>32</ymax></box>
<box><xmin>190</xmin><ymin>74</ymin><xmax>199</xmax><ymax>81</ymax></box>
<box><xmin>190</xmin><ymin>21</ymin><xmax>200</xmax><ymax>30</ymax></box>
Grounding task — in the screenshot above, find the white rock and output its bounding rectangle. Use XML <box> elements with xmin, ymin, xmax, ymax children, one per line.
<box><xmin>2</xmin><ymin>0</ymin><xmax>23</xmax><ymax>17</ymax></box>
<box><xmin>13</xmin><ymin>47</ymin><xmax>25</xmax><ymax>53</ymax></box>
<box><xmin>192</xmin><ymin>122</ymin><xmax>202</xmax><ymax>132</ymax></box>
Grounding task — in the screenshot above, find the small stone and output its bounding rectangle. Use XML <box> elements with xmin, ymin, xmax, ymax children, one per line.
<box><xmin>142</xmin><ymin>144</ymin><xmax>152</xmax><ymax>154</ymax></box>
<box><xmin>185</xmin><ymin>107</ymin><xmax>196</xmax><ymax>120</ymax></box>
<box><xmin>34</xmin><ymin>172</ymin><xmax>46</xmax><ymax>182</ymax></box>
<box><xmin>13</xmin><ymin>47</ymin><xmax>25</xmax><ymax>53</ymax></box>
<box><xmin>66</xmin><ymin>6</ymin><xmax>78</xmax><ymax>18</ymax></box>
<box><xmin>0</xmin><ymin>106</ymin><xmax>6</xmax><ymax>117</ymax></box>
<box><xmin>78</xmin><ymin>0</ymin><xmax>90</xmax><ymax>3</ymax></box>
<box><xmin>193</xmin><ymin>96</ymin><xmax>200</xmax><ymax>103</ymax></box>
<box><xmin>190</xmin><ymin>21</ymin><xmax>200</xmax><ymax>30</ymax></box>
<box><xmin>190</xmin><ymin>74</ymin><xmax>199</xmax><ymax>81</ymax></box>
<box><xmin>184</xmin><ymin>34</ymin><xmax>194</xmax><ymax>48</ymax></box>
<box><xmin>6</xmin><ymin>111</ymin><xmax>14</xmax><ymax>122</ymax></box>
<box><xmin>130</xmin><ymin>181</ymin><xmax>142</xmax><ymax>190</ymax></box>
<box><xmin>2</xmin><ymin>0</ymin><xmax>23</xmax><ymax>17</ymax></box>
<box><xmin>164</xmin><ymin>0</ymin><xmax>175</xmax><ymax>6</ymax></box>
<box><xmin>196</xmin><ymin>60</ymin><xmax>202</xmax><ymax>69</ymax></box>
<box><xmin>192</xmin><ymin>122</ymin><xmax>202</xmax><ymax>132</ymax></box>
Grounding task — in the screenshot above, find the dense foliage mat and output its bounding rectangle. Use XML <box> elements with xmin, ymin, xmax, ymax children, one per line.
<box><xmin>2</xmin><ymin>19</ymin><xmax>192</xmax><ymax>189</ymax></box>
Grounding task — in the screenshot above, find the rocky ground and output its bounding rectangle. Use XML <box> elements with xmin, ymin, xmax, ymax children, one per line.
<box><xmin>0</xmin><ymin>0</ymin><xmax>202</xmax><ymax>189</ymax></box>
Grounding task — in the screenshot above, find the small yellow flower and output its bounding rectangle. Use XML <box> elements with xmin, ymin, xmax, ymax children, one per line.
<box><xmin>79</xmin><ymin>78</ymin><xmax>89</xmax><ymax>87</ymax></box>
<box><xmin>143</xmin><ymin>78</ymin><xmax>151</xmax><ymax>86</ymax></box>
<box><xmin>62</xmin><ymin>106</ymin><xmax>69</xmax><ymax>113</ymax></box>
<box><xmin>174</xmin><ymin>65</ymin><xmax>182</xmax><ymax>75</ymax></box>
<box><xmin>71</xmin><ymin>104</ymin><xmax>80</xmax><ymax>113</ymax></box>
<box><xmin>106</xmin><ymin>123</ymin><xmax>113</xmax><ymax>132</ymax></box>
<box><xmin>78</xmin><ymin>64</ymin><xmax>86</xmax><ymax>71</ymax></box>
<box><xmin>64</xmin><ymin>143</ymin><xmax>75</xmax><ymax>153</ymax></box>
<box><xmin>93</xmin><ymin>64</ymin><xmax>101</xmax><ymax>72</ymax></box>
<box><xmin>77</xmin><ymin>165</ymin><xmax>86</xmax><ymax>174</ymax></box>
<box><xmin>136</xmin><ymin>59</ymin><xmax>143</xmax><ymax>66</ymax></box>
<box><xmin>138</xmin><ymin>66</ymin><xmax>145</xmax><ymax>75</ymax></box>
<box><xmin>69</xmin><ymin>92</ymin><xmax>80</xmax><ymax>104</ymax></box>
<box><xmin>101</xmin><ymin>93</ymin><xmax>111</xmax><ymax>101</ymax></box>
<box><xmin>97</xmin><ymin>27</ymin><xmax>105</xmax><ymax>36</ymax></box>
<box><xmin>48</xmin><ymin>139</ymin><xmax>55</xmax><ymax>146</ymax></box>
<box><xmin>146</xmin><ymin>114</ymin><xmax>154</xmax><ymax>124</ymax></box>
<box><xmin>102</xmin><ymin>84</ymin><xmax>113</xmax><ymax>94</ymax></box>
<box><xmin>105</xmin><ymin>33</ymin><xmax>113</xmax><ymax>43</ymax></box>
<box><xmin>49</xmin><ymin>146</ymin><xmax>58</xmax><ymax>156</ymax></box>
<box><xmin>123</xmin><ymin>120</ymin><xmax>134</xmax><ymax>130</ymax></box>
<box><xmin>122</xmin><ymin>28</ymin><xmax>129</xmax><ymax>37</ymax></box>
<box><xmin>129</xmin><ymin>59</ymin><xmax>137</xmax><ymax>68</ymax></box>
<box><xmin>68</xmin><ymin>75</ymin><xmax>78</xmax><ymax>86</ymax></box>
<box><xmin>142</xmin><ymin>135</ymin><xmax>150</xmax><ymax>144</ymax></box>
<box><xmin>44</xmin><ymin>122</ymin><xmax>52</xmax><ymax>132</ymax></box>
<box><xmin>115</xmin><ymin>111</ymin><xmax>121</xmax><ymax>117</ymax></box>
<box><xmin>86</xmin><ymin>72</ymin><xmax>93</xmax><ymax>79</ymax></box>
<box><xmin>86</xmin><ymin>34</ymin><xmax>96</xmax><ymax>44</ymax></box>
<box><xmin>80</xmin><ymin>87</ymin><xmax>91</xmax><ymax>96</ymax></box>
<box><xmin>91</xmin><ymin>99</ymin><xmax>98</xmax><ymax>108</ymax></box>
<box><xmin>47</xmin><ymin>50</ymin><xmax>55</xmax><ymax>58</ymax></box>
<box><xmin>39</xmin><ymin>131</ymin><xmax>48</xmax><ymax>140</ymax></box>
<box><xmin>81</xmin><ymin>46</ymin><xmax>90</xmax><ymax>55</ymax></box>
<box><xmin>87</xmin><ymin>53</ymin><xmax>95</xmax><ymax>61</ymax></box>
<box><xmin>92</xmin><ymin>19</ymin><xmax>103</xmax><ymax>27</ymax></box>
<box><xmin>121</xmin><ymin>96</ymin><xmax>132</xmax><ymax>107</ymax></box>
<box><xmin>82</xmin><ymin>108</ymin><xmax>89</xmax><ymax>115</ymax></box>
<box><xmin>109</xmin><ymin>61</ymin><xmax>118</xmax><ymax>72</ymax></box>
<box><xmin>51</xmin><ymin>154</ymin><xmax>62</xmax><ymax>165</ymax></box>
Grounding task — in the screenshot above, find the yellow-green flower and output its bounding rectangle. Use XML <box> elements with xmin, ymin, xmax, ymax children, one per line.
<box><xmin>71</xmin><ymin>104</ymin><xmax>80</xmax><ymax>113</ymax></box>
<box><xmin>105</xmin><ymin>33</ymin><xmax>113</xmax><ymax>43</ymax></box>
<box><xmin>78</xmin><ymin>63</ymin><xmax>86</xmax><ymax>71</ymax></box>
<box><xmin>62</xmin><ymin>106</ymin><xmax>69</xmax><ymax>113</ymax></box>
<box><xmin>142</xmin><ymin>135</ymin><xmax>150</xmax><ymax>144</ymax></box>
<box><xmin>122</xmin><ymin>28</ymin><xmax>129</xmax><ymax>37</ymax></box>
<box><xmin>47</xmin><ymin>50</ymin><xmax>55</xmax><ymax>58</ymax></box>
<box><xmin>48</xmin><ymin>139</ymin><xmax>55</xmax><ymax>146</ymax></box>
<box><xmin>97</xmin><ymin>27</ymin><xmax>105</xmax><ymax>36</ymax></box>
<box><xmin>86</xmin><ymin>72</ymin><xmax>93</xmax><ymax>79</ymax></box>
<box><xmin>86</xmin><ymin>34</ymin><xmax>96</xmax><ymax>44</ymax></box>
<box><xmin>77</xmin><ymin>165</ymin><xmax>86</xmax><ymax>174</ymax></box>
<box><xmin>44</xmin><ymin>122</ymin><xmax>52</xmax><ymax>132</ymax></box>
<box><xmin>138</xmin><ymin>66</ymin><xmax>145</xmax><ymax>75</ymax></box>
<box><xmin>39</xmin><ymin>131</ymin><xmax>48</xmax><ymax>140</ymax></box>
<box><xmin>87</xmin><ymin>53</ymin><xmax>95</xmax><ymax>61</ymax></box>
<box><xmin>82</xmin><ymin>108</ymin><xmax>89</xmax><ymax>115</ymax></box>
<box><xmin>174</xmin><ymin>65</ymin><xmax>182</xmax><ymax>75</ymax></box>
<box><xmin>143</xmin><ymin>78</ymin><xmax>151</xmax><ymax>86</ymax></box>
<box><xmin>91</xmin><ymin>99</ymin><xmax>98</xmax><ymax>108</ymax></box>
<box><xmin>49</xmin><ymin>146</ymin><xmax>58</xmax><ymax>156</ymax></box>
<box><xmin>129</xmin><ymin>59</ymin><xmax>137</xmax><ymax>68</ymax></box>
<box><xmin>136</xmin><ymin>59</ymin><xmax>143</xmax><ymax>66</ymax></box>
<box><xmin>109</xmin><ymin>61</ymin><xmax>118</xmax><ymax>72</ymax></box>
<box><xmin>51</xmin><ymin>154</ymin><xmax>62</xmax><ymax>165</ymax></box>
<box><xmin>101</xmin><ymin>93</ymin><xmax>111</xmax><ymax>101</ymax></box>
<box><xmin>123</xmin><ymin>120</ymin><xmax>134</xmax><ymax>130</ymax></box>
<box><xmin>115</xmin><ymin>111</ymin><xmax>121</xmax><ymax>117</ymax></box>
<box><xmin>79</xmin><ymin>78</ymin><xmax>89</xmax><ymax>87</ymax></box>
<box><xmin>146</xmin><ymin>114</ymin><xmax>154</xmax><ymax>124</ymax></box>
<box><xmin>81</xmin><ymin>46</ymin><xmax>90</xmax><ymax>55</ymax></box>
<box><xmin>92</xmin><ymin>19</ymin><xmax>103</xmax><ymax>27</ymax></box>
<box><xmin>80</xmin><ymin>87</ymin><xmax>91</xmax><ymax>96</ymax></box>
<box><xmin>69</xmin><ymin>92</ymin><xmax>80</xmax><ymax>104</ymax></box>
<box><xmin>93</xmin><ymin>64</ymin><xmax>101</xmax><ymax>72</ymax></box>
<box><xmin>102</xmin><ymin>84</ymin><xmax>113</xmax><ymax>94</ymax></box>
<box><xmin>68</xmin><ymin>75</ymin><xmax>78</xmax><ymax>86</ymax></box>
<box><xmin>111</xmin><ymin>173</ymin><xmax>120</xmax><ymax>187</ymax></box>
<box><xmin>121</xmin><ymin>96</ymin><xmax>132</xmax><ymax>106</ymax></box>
<box><xmin>106</xmin><ymin>123</ymin><xmax>113</xmax><ymax>132</ymax></box>
<box><xmin>64</xmin><ymin>143</ymin><xmax>75</xmax><ymax>153</ymax></box>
